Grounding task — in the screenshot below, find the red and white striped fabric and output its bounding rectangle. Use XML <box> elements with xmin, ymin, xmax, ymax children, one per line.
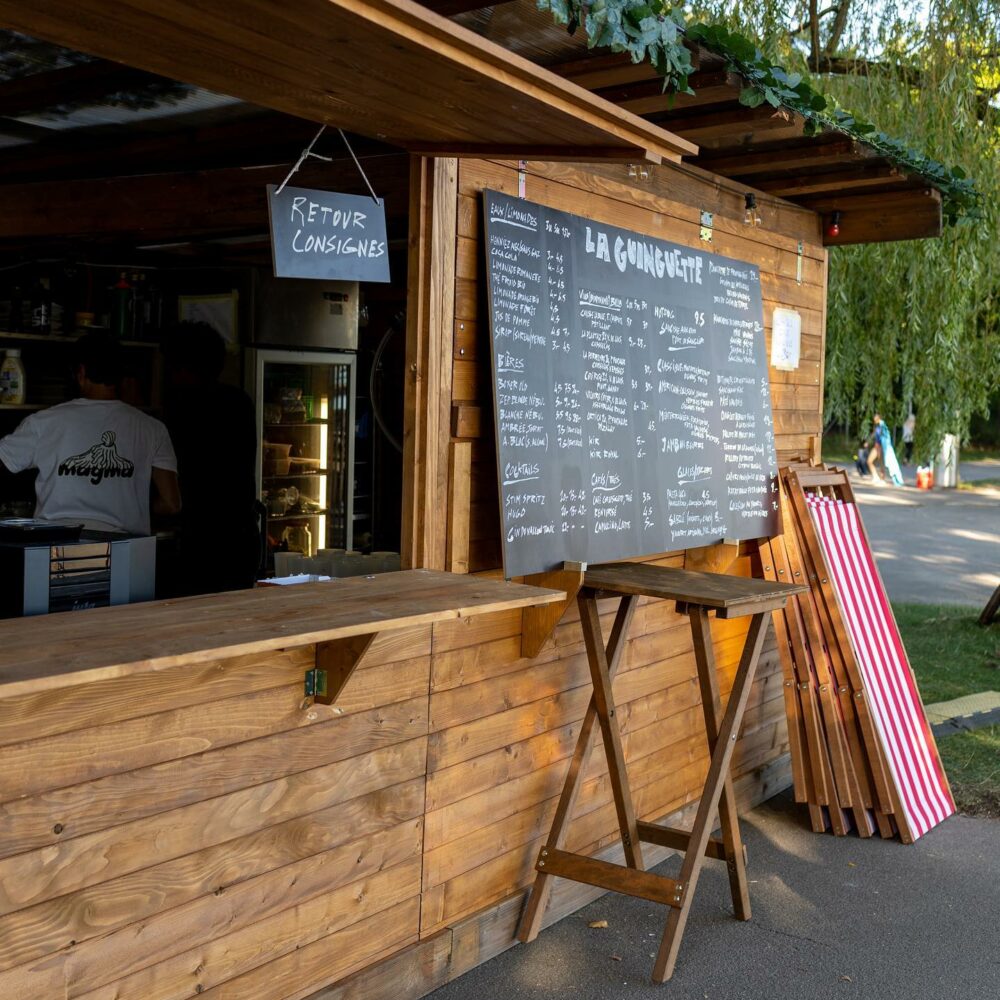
<box><xmin>806</xmin><ymin>496</ymin><xmax>954</xmax><ymax>839</ymax></box>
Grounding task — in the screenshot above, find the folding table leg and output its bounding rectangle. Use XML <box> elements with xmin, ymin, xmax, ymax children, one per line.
<box><xmin>652</xmin><ymin>612</ymin><xmax>769</xmax><ymax>983</ymax></box>
<box><xmin>688</xmin><ymin>606</ymin><xmax>750</xmax><ymax>921</ymax></box>
<box><xmin>578</xmin><ymin>592</ymin><xmax>644</xmax><ymax>871</ymax></box>
<box><xmin>517</xmin><ymin>593</ymin><xmax>638</xmax><ymax>943</ymax></box>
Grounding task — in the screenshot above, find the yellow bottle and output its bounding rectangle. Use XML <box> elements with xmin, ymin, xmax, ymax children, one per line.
<box><xmin>0</xmin><ymin>348</ymin><xmax>26</xmax><ymax>405</ymax></box>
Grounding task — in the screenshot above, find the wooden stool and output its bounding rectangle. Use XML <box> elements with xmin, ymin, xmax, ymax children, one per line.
<box><xmin>517</xmin><ymin>561</ymin><xmax>807</xmax><ymax>982</ymax></box>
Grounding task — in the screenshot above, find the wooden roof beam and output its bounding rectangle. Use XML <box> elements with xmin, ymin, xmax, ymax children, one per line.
<box><xmin>0</xmin><ymin>159</ymin><xmax>413</xmax><ymax>240</ymax></box>
<box><xmin>653</xmin><ymin>106</ymin><xmax>803</xmax><ymax>143</ymax></box>
<box><xmin>802</xmin><ymin>188</ymin><xmax>942</xmax><ymax>245</ymax></box>
<box><xmin>407</xmin><ymin>143</ymin><xmax>661</xmax><ymax>162</ymax></box>
<box><xmin>698</xmin><ymin>138</ymin><xmax>872</xmax><ymax>176</ymax></box>
<box><xmin>754</xmin><ymin>164</ymin><xmax>908</xmax><ymax>197</ymax></box>
<box><xmin>594</xmin><ymin>70</ymin><xmax>743</xmax><ymax>115</ymax></box>
<box><xmin>0</xmin><ymin>114</ymin><xmax>395</xmax><ymax>183</ymax></box>
<box><xmin>420</xmin><ymin>0</ymin><xmax>515</xmax><ymax>13</ymax></box>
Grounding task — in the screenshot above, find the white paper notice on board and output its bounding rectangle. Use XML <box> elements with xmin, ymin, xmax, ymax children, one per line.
<box><xmin>771</xmin><ymin>307</ymin><xmax>801</xmax><ymax>371</ymax></box>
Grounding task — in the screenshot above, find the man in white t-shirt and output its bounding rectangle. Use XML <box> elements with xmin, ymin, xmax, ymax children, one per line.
<box><xmin>0</xmin><ymin>332</ymin><xmax>180</xmax><ymax>535</ymax></box>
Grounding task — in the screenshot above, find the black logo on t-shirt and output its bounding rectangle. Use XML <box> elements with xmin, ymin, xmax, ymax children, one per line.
<box><xmin>58</xmin><ymin>430</ymin><xmax>135</xmax><ymax>485</ymax></box>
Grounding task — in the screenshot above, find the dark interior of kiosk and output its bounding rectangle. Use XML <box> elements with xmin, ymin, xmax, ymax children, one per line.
<box><xmin>0</xmin><ymin>32</ymin><xmax>410</xmax><ymax>608</ymax></box>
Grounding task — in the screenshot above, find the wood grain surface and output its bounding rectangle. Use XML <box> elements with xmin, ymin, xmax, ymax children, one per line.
<box><xmin>0</xmin><ymin>571</ymin><xmax>561</xmax><ymax>699</ymax></box>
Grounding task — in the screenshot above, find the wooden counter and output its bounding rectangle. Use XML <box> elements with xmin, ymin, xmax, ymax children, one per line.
<box><xmin>0</xmin><ymin>562</ymin><xmax>790</xmax><ymax>1000</ymax></box>
<box><xmin>0</xmin><ymin>569</ymin><xmax>562</xmax><ymax>698</ymax></box>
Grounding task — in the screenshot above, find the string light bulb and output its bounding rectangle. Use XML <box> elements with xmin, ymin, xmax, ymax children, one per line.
<box><xmin>743</xmin><ymin>193</ymin><xmax>762</xmax><ymax>228</ymax></box>
<box><xmin>826</xmin><ymin>211</ymin><xmax>842</xmax><ymax>238</ymax></box>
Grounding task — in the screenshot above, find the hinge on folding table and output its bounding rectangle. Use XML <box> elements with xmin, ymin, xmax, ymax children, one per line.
<box><xmin>671</xmin><ymin>881</ymin><xmax>685</xmax><ymax>906</ymax></box>
<box><xmin>304</xmin><ymin>668</ymin><xmax>328</xmax><ymax>701</ymax></box>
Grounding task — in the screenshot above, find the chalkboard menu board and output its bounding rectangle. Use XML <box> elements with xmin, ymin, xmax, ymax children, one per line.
<box><xmin>484</xmin><ymin>190</ymin><xmax>779</xmax><ymax>579</ymax></box>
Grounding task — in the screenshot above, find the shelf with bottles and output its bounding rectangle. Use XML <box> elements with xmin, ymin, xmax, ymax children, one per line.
<box><xmin>267</xmin><ymin>510</ymin><xmax>328</xmax><ymax>522</ymax></box>
<box><xmin>0</xmin><ymin>330</ymin><xmax>158</xmax><ymax>348</ymax></box>
<box><xmin>262</xmin><ymin>471</ymin><xmax>326</xmax><ymax>481</ymax></box>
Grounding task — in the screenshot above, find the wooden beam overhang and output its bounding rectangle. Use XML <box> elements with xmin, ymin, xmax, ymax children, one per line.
<box><xmin>753</xmin><ymin>164</ymin><xmax>908</xmax><ymax>198</ymax></box>
<box><xmin>0</xmin><ymin>0</ymin><xmax>696</xmax><ymax>164</ymax></box>
<box><xmin>697</xmin><ymin>138</ymin><xmax>873</xmax><ymax>177</ymax></box>
<box><xmin>805</xmin><ymin>188</ymin><xmax>942</xmax><ymax>245</ymax></box>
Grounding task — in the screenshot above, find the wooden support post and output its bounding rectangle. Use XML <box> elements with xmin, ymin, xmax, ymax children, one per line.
<box><xmin>688</xmin><ymin>606</ymin><xmax>751</xmax><ymax>921</ymax></box>
<box><xmin>447</xmin><ymin>441</ymin><xmax>472</xmax><ymax>573</ymax></box>
<box><xmin>311</xmin><ymin>633</ymin><xmax>377</xmax><ymax>706</ymax></box>
<box><xmin>652</xmin><ymin>612</ymin><xmax>769</xmax><ymax>982</ymax></box>
<box><xmin>980</xmin><ymin>583</ymin><xmax>1000</xmax><ymax>627</ymax></box>
<box><xmin>520</xmin><ymin>561</ymin><xmax>586</xmax><ymax>658</ymax></box>
<box><xmin>402</xmin><ymin>155</ymin><xmax>458</xmax><ymax>571</ymax></box>
<box><xmin>517</xmin><ymin>593</ymin><xmax>637</xmax><ymax>941</ymax></box>
<box><xmin>578</xmin><ymin>592</ymin><xmax>644</xmax><ymax>871</ymax></box>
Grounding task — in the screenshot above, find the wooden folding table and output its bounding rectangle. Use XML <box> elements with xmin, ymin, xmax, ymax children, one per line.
<box><xmin>517</xmin><ymin>561</ymin><xmax>807</xmax><ymax>982</ymax></box>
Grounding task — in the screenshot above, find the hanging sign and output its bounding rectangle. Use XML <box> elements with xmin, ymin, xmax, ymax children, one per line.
<box><xmin>770</xmin><ymin>307</ymin><xmax>801</xmax><ymax>371</ymax></box>
<box><xmin>267</xmin><ymin>184</ymin><xmax>390</xmax><ymax>283</ymax></box>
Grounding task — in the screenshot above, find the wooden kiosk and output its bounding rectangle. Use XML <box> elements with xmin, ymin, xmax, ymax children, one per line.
<box><xmin>0</xmin><ymin>2</ymin><xmax>959</xmax><ymax>998</ymax></box>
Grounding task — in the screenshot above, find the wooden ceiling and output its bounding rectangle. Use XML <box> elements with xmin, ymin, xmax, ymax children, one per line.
<box><xmin>0</xmin><ymin>0</ymin><xmax>944</xmax><ymax>246</ymax></box>
<box><xmin>549</xmin><ymin>48</ymin><xmax>941</xmax><ymax>245</ymax></box>
<box><xmin>0</xmin><ymin>0</ymin><xmax>694</xmax><ymax>164</ymax></box>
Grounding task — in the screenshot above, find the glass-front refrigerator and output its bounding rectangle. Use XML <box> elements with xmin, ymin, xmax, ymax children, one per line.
<box><xmin>250</xmin><ymin>349</ymin><xmax>356</xmax><ymax>560</ymax></box>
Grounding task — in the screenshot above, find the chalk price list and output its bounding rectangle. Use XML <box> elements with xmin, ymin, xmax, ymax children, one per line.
<box><xmin>484</xmin><ymin>191</ymin><xmax>777</xmax><ymax>576</ymax></box>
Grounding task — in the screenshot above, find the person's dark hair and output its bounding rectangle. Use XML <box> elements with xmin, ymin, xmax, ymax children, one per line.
<box><xmin>73</xmin><ymin>331</ymin><xmax>123</xmax><ymax>386</ymax></box>
<box><xmin>161</xmin><ymin>320</ymin><xmax>227</xmax><ymax>382</ymax></box>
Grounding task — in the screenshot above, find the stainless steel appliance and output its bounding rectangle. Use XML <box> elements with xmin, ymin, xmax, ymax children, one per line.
<box><xmin>0</xmin><ymin>529</ymin><xmax>156</xmax><ymax>617</ymax></box>
<box><xmin>251</xmin><ymin>276</ymin><xmax>359</xmax><ymax>350</ymax></box>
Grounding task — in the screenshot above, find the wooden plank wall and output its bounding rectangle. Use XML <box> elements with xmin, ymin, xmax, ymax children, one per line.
<box><xmin>0</xmin><ymin>628</ymin><xmax>432</xmax><ymax>1000</ymax></box>
<box><xmin>416</xmin><ymin>157</ymin><xmax>826</xmax><ymax>954</ymax></box>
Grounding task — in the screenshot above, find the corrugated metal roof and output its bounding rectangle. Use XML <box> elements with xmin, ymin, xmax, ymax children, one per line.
<box><xmin>14</xmin><ymin>86</ymin><xmax>242</xmax><ymax>131</ymax></box>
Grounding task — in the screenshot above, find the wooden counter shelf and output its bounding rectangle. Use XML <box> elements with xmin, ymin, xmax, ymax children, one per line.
<box><xmin>0</xmin><ymin>569</ymin><xmax>564</xmax><ymax>700</ymax></box>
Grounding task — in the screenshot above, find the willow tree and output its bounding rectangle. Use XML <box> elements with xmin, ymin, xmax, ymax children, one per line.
<box><xmin>539</xmin><ymin>0</ymin><xmax>1000</xmax><ymax>455</ymax></box>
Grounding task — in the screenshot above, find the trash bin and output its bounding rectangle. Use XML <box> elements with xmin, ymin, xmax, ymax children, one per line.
<box><xmin>935</xmin><ymin>433</ymin><xmax>959</xmax><ymax>488</ymax></box>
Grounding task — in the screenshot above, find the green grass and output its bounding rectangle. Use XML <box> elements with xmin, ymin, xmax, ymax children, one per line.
<box><xmin>938</xmin><ymin>726</ymin><xmax>1000</xmax><ymax>819</ymax></box>
<box><xmin>962</xmin><ymin>447</ymin><xmax>1000</xmax><ymax>461</ymax></box>
<box><xmin>958</xmin><ymin>477</ymin><xmax>1000</xmax><ymax>491</ymax></box>
<box><xmin>893</xmin><ymin>603</ymin><xmax>1000</xmax><ymax>704</ymax></box>
<box><xmin>893</xmin><ymin>603</ymin><xmax>1000</xmax><ymax>817</ymax></box>
<box><xmin>819</xmin><ymin>433</ymin><xmax>855</xmax><ymax>464</ymax></box>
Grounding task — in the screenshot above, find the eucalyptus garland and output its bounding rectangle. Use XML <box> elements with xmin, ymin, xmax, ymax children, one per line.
<box><xmin>536</xmin><ymin>0</ymin><xmax>980</xmax><ymax>223</ymax></box>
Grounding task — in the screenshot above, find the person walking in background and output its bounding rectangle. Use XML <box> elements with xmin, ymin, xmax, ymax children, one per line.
<box><xmin>872</xmin><ymin>413</ymin><xmax>904</xmax><ymax>486</ymax></box>
<box><xmin>902</xmin><ymin>412</ymin><xmax>916</xmax><ymax>464</ymax></box>
<box><xmin>855</xmin><ymin>436</ymin><xmax>871</xmax><ymax>476</ymax></box>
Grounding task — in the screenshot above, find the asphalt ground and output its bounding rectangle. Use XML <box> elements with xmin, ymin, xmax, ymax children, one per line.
<box><xmin>847</xmin><ymin>463</ymin><xmax>1000</xmax><ymax>606</ymax></box>
<box><xmin>427</xmin><ymin>791</ymin><xmax>1000</xmax><ymax>1000</ymax></box>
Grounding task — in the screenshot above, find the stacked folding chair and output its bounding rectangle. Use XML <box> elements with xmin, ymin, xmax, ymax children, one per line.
<box><xmin>755</xmin><ymin>462</ymin><xmax>955</xmax><ymax>842</ymax></box>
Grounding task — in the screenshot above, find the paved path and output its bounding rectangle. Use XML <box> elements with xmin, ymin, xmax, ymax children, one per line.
<box><xmin>427</xmin><ymin>792</ymin><xmax>1000</xmax><ymax>1000</ymax></box>
<box><xmin>846</xmin><ymin>462</ymin><xmax>1000</xmax><ymax>606</ymax></box>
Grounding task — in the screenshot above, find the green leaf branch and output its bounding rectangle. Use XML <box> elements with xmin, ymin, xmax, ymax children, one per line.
<box><xmin>536</xmin><ymin>0</ymin><xmax>981</xmax><ymax>223</ymax></box>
